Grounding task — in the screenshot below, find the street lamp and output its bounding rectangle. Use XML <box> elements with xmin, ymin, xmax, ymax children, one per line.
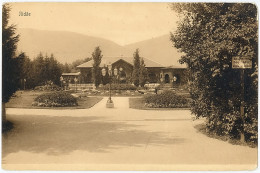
<box><xmin>102</xmin><ymin>63</ymin><xmax>114</xmax><ymax>108</ymax></box>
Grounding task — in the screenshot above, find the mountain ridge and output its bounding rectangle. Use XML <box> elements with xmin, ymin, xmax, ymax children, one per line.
<box><xmin>16</xmin><ymin>28</ymin><xmax>184</xmax><ymax>67</ymax></box>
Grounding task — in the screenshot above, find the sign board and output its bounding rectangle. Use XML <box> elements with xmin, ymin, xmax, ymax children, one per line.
<box><xmin>232</xmin><ymin>56</ymin><xmax>252</xmax><ymax>69</ymax></box>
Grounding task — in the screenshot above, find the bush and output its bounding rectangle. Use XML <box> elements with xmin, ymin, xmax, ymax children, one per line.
<box><xmin>144</xmin><ymin>91</ymin><xmax>189</xmax><ymax>108</ymax></box>
<box><xmin>99</xmin><ymin>84</ymin><xmax>137</xmax><ymax>90</ymax></box>
<box><xmin>32</xmin><ymin>91</ymin><xmax>78</xmax><ymax>107</ymax></box>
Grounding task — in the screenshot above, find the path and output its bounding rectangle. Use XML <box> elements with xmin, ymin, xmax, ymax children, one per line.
<box><xmin>2</xmin><ymin>97</ymin><xmax>257</xmax><ymax>171</ymax></box>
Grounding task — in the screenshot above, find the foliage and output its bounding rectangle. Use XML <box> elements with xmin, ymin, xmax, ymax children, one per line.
<box><xmin>16</xmin><ymin>53</ymin><xmax>63</xmax><ymax>88</ymax></box>
<box><xmin>2</xmin><ymin>4</ymin><xmax>20</xmax><ymax>103</ymax></box>
<box><xmin>171</xmin><ymin>3</ymin><xmax>258</xmax><ymax>142</ymax></box>
<box><xmin>68</xmin><ymin>57</ymin><xmax>92</xmax><ymax>72</ymax></box>
<box><xmin>132</xmin><ymin>49</ymin><xmax>141</xmax><ymax>86</ymax></box>
<box><xmin>139</xmin><ymin>58</ymin><xmax>149</xmax><ymax>87</ymax></box>
<box><xmin>99</xmin><ymin>84</ymin><xmax>137</xmax><ymax>90</ymax></box>
<box><xmin>132</xmin><ymin>49</ymin><xmax>148</xmax><ymax>87</ymax></box>
<box><xmin>63</xmin><ymin>63</ymin><xmax>71</xmax><ymax>73</ymax></box>
<box><xmin>144</xmin><ymin>91</ymin><xmax>189</xmax><ymax>108</ymax></box>
<box><xmin>92</xmin><ymin>47</ymin><xmax>103</xmax><ymax>87</ymax></box>
<box><xmin>32</xmin><ymin>91</ymin><xmax>78</xmax><ymax>107</ymax></box>
<box><xmin>34</xmin><ymin>81</ymin><xmax>61</xmax><ymax>91</ymax></box>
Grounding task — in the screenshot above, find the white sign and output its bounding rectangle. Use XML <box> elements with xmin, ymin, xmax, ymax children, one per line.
<box><xmin>232</xmin><ymin>56</ymin><xmax>252</xmax><ymax>69</ymax></box>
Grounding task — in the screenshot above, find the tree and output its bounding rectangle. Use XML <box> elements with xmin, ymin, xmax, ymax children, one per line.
<box><xmin>32</xmin><ymin>53</ymin><xmax>45</xmax><ymax>85</ymax></box>
<box><xmin>2</xmin><ymin>4</ymin><xmax>20</xmax><ymax>122</ymax></box>
<box><xmin>91</xmin><ymin>47</ymin><xmax>103</xmax><ymax>87</ymax></box>
<box><xmin>139</xmin><ymin>58</ymin><xmax>148</xmax><ymax>87</ymax></box>
<box><xmin>48</xmin><ymin>54</ymin><xmax>62</xmax><ymax>85</ymax></box>
<box><xmin>132</xmin><ymin>49</ymin><xmax>141</xmax><ymax>86</ymax></box>
<box><xmin>171</xmin><ymin>3</ymin><xmax>258</xmax><ymax>142</ymax></box>
<box><xmin>28</xmin><ymin>53</ymin><xmax>62</xmax><ymax>87</ymax></box>
<box><xmin>63</xmin><ymin>63</ymin><xmax>71</xmax><ymax>73</ymax></box>
<box><xmin>70</xmin><ymin>57</ymin><xmax>91</xmax><ymax>72</ymax></box>
<box><xmin>16</xmin><ymin>52</ymin><xmax>34</xmax><ymax>89</ymax></box>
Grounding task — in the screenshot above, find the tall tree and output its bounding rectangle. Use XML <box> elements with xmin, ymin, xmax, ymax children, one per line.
<box><xmin>33</xmin><ymin>53</ymin><xmax>45</xmax><ymax>85</ymax></box>
<box><xmin>2</xmin><ymin>4</ymin><xmax>20</xmax><ymax>122</ymax></box>
<box><xmin>132</xmin><ymin>49</ymin><xmax>141</xmax><ymax>86</ymax></box>
<box><xmin>91</xmin><ymin>47</ymin><xmax>103</xmax><ymax>87</ymax></box>
<box><xmin>139</xmin><ymin>58</ymin><xmax>148</xmax><ymax>87</ymax></box>
<box><xmin>63</xmin><ymin>63</ymin><xmax>71</xmax><ymax>73</ymax></box>
<box><xmin>171</xmin><ymin>3</ymin><xmax>258</xmax><ymax>142</ymax></box>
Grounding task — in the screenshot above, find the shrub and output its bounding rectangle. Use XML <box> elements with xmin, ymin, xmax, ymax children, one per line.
<box><xmin>171</xmin><ymin>3</ymin><xmax>258</xmax><ymax>143</ymax></box>
<box><xmin>99</xmin><ymin>84</ymin><xmax>137</xmax><ymax>90</ymax></box>
<box><xmin>32</xmin><ymin>91</ymin><xmax>78</xmax><ymax>107</ymax></box>
<box><xmin>144</xmin><ymin>90</ymin><xmax>189</xmax><ymax>108</ymax></box>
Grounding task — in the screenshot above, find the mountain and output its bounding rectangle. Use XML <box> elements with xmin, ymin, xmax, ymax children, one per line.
<box><xmin>16</xmin><ymin>28</ymin><xmax>124</xmax><ymax>63</ymax></box>
<box><xmin>123</xmin><ymin>35</ymin><xmax>184</xmax><ymax>66</ymax></box>
<box><xmin>16</xmin><ymin>28</ymin><xmax>184</xmax><ymax>67</ymax></box>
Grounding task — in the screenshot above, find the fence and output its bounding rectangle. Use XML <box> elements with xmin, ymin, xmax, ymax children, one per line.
<box><xmin>68</xmin><ymin>83</ymin><xmax>96</xmax><ymax>91</ymax></box>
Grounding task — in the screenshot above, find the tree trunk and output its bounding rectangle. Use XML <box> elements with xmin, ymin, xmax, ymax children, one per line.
<box><xmin>2</xmin><ymin>102</ymin><xmax>6</xmax><ymax>123</ymax></box>
<box><xmin>240</xmin><ymin>132</ymin><xmax>245</xmax><ymax>143</ymax></box>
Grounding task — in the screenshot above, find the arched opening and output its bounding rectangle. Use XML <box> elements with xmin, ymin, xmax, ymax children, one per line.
<box><xmin>165</xmin><ymin>74</ymin><xmax>170</xmax><ymax>83</ymax></box>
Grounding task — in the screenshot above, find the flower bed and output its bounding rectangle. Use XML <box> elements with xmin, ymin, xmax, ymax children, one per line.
<box><xmin>144</xmin><ymin>90</ymin><xmax>189</xmax><ymax>108</ymax></box>
<box><xmin>32</xmin><ymin>91</ymin><xmax>78</xmax><ymax>107</ymax></box>
<box><xmin>34</xmin><ymin>84</ymin><xmax>61</xmax><ymax>91</ymax></box>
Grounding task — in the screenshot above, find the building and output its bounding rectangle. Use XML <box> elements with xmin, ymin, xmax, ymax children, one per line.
<box><xmin>76</xmin><ymin>56</ymin><xmax>187</xmax><ymax>87</ymax></box>
<box><xmin>61</xmin><ymin>72</ymin><xmax>81</xmax><ymax>84</ymax></box>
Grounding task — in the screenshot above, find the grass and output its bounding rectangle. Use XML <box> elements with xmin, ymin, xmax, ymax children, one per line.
<box><xmin>6</xmin><ymin>90</ymin><xmax>103</xmax><ymax>109</ymax></box>
<box><xmin>129</xmin><ymin>97</ymin><xmax>190</xmax><ymax>110</ymax></box>
<box><xmin>194</xmin><ymin>122</ymin><xmax>257</xmax><ymax>148</ymax></box>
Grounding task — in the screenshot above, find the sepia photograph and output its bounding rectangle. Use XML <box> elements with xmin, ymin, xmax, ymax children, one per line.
<box><xmin>1</xmin><ymin>1</ymin><xmax>258</xmax><ymax>171</ymax></box>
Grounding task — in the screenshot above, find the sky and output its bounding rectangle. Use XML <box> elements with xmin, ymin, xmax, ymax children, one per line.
<box><xmin>9</xmin><ymin>2</ymin><xmax>179</xmax><ymax>45</ymax></box>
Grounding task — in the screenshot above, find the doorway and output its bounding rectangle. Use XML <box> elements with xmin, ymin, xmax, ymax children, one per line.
<box><xmin>165</xmin><ymin>74</ymin><xmax>170</xmax><ymax>83</ymax></box>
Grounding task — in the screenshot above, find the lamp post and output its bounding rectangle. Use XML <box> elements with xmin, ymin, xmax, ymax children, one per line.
<box><xmin>102</xmin><ymin>63</ymin><xmax>115</xmax><ymax>108</ymax></box>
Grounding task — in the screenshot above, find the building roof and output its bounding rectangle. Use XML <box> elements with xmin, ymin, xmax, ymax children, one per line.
<box><xmin>77</xmin><ymin>57</ymin><xmax>164</xmax><ymax>68</ymax></box>
<box><xmin>161</xmin><ymin>64</ymin><xmax>187</xmax><ymax>69</ymax></box>
<box><xmin>62</xmin><ymin>72</ymin><xmax>81</xmax><ymax>76</ymax></box>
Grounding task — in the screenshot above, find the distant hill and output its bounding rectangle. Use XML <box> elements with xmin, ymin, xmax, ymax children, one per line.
<box><xmin>16</xmin><ymin>28</ymin><xmax>184</xmax><ymax>67</ymax></box>
<box><xmin>123</xmin><ymin>34</ymin><xmax>184</xmax><ymax>67</ymax></box>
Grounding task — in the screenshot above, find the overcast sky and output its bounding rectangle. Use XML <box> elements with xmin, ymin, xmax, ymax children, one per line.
<box><xmin>9</xmin><ymin>2</ymin><xmax>179</xmax><ymax>45</ymax></box>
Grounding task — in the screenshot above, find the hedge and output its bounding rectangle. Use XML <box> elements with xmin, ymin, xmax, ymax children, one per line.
<box><xmin>144</xmin><ymin>90</ymin><xmax>189</xmax><ymax>108</ymax></box>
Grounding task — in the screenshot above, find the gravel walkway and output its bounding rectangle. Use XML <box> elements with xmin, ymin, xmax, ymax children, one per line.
<box><xmin>2</xmin><ymin>97</ymin><xmax>257</xmax><ymax>171</ymax></box>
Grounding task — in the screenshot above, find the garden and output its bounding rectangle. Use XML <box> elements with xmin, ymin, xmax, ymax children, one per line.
<box><xmin>129</xmin><ymin>90</ymin><xmax>191</xmax><ymax>110</ymax></box>
<box><xmin>6</xmin><ymin>84</ymin><xmax>102</xmax><ymax>109</ymax></box>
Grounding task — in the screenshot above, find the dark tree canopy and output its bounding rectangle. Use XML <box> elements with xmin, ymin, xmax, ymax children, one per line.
<box><xmin>2</xmin><ymin>4</ymin><xmax>20</xmax><ymax>103</ymax></box>
<box><xmin>132</xmin><ymin>49</ymin><xmax>141</xmax><ymax>86</ymax></box>
<box><xmin>92</xmin><ymin>46</ymin><xmax>103</xmax><ymax>87</ymax></box>
<box><xmin>139</xmin><ymin>58</ymin><xmax>148</xmax><ymax>87</ymax></box>
<box><xmin>171</xmin><ymin>3</ymin><xmax>258</xmax><ymax>142</ymax></box>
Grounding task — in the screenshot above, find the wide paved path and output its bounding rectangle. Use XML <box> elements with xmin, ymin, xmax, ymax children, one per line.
<box><xmin>2</xmin><ymin>97</ymin><xmax>257</xmax><ymax>171</ymax></box>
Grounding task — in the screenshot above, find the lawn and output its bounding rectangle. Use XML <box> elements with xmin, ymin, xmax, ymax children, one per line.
<box><xmin>6</xmin><ymin>90</ymin><xmax>103</xmax><ymax>109</ymax></box>
<box><xmin>129</xmin><ymin>97</ymin><xmax>190</xmax><ymax>110</ymax></box>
